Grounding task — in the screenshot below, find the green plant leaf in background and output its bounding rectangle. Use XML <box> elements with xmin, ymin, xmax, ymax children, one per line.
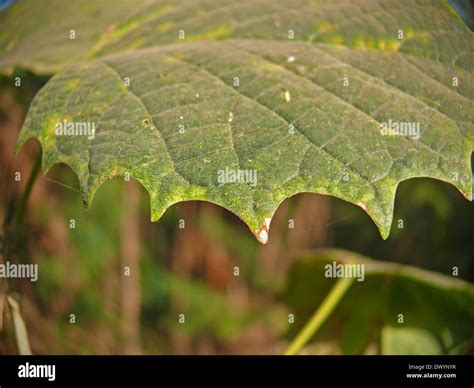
<box><xmin>381</xmin><ymin>327</ymin><xmax>443</xmax><ymax>355</ymax></box>
<box><xmin>1</xmin><ymin>0</ymin><xmax>473</xmax><ymax>243</ymax></box>
<box><xmin>282</xmin><ymin>249</ymin><xmax>474</xmax><ymax>355</ymax></box>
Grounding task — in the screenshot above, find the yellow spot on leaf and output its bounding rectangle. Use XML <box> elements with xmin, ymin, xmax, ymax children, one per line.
<box><xmin>354</xmin><ymin>36</ymin><xmax>401</xmax><ymax>52</ymax></box>
<box><xmin>183</xmin><ymin>25</ymin><xmax>233</xmax><ymax>42</ymax></box>
<box><xmin>314</xmin><ymin>22</ymin><xmax>337</xmax><ymax>33</ymax></box>
<box><xmin>329</xmin><ymin>35</ymin><xmax>344</xmax><ymax>45</ymax></box>
<box><xmin>87</xmin><ymin>5</ymin><xmax>176</xmax><ymax>57</ymax></box>
<box><xmin>158</xmin><ymin>22</ymin><xmax>175</xmax><ymax>33</ymax></box>
<box><xmin>251</xmin><ymin>58</ymin><xmax>283</xmax><ymax>72</ymax></box>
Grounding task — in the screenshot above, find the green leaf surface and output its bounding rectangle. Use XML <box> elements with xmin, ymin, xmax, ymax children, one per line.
<box><xmin>381</xmin><ymin>326</ymin><xmax>443</xmax><ymax>355</ymax></box>
<box><xmin>282</xmin><ymin>249</ymin><xmax>474</xmax><ymax>354</ymax></box>
<box><xmin>3</xmin><ymin>0</ymin><xmax>473</xmax><ymax>242</ymax></box>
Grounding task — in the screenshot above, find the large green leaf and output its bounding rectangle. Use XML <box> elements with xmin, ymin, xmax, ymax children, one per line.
<box><xmin>2</xmin><ymin>0</ymin><xmax>473</xmax><ymax>242</ymax></box>
<box><xmin>282</xmin><ymin>249</ymin><xmax>474</xmax><ymax>355</ymax></box>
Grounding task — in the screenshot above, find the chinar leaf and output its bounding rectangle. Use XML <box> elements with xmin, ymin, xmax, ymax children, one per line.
<box><xmin>2</xmin><ymin>0</ymin><xmax>473</xmax><ymax>243</ymax></box>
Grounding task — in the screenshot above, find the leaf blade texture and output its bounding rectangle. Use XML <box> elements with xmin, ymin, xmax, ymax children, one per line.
<box><xmin>2</xmin><ymin>0</ymin><xmax>473</xmax><ymax>242</ymax></box>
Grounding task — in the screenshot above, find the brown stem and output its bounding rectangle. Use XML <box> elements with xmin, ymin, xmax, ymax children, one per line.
<box><xmin>120</xmin><ymin>180</ymin><xmax>142</xmax><ymax>354</ymax></box>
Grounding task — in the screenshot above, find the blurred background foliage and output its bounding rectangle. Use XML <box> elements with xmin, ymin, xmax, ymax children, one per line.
<box><xmin>0</xmin><ymin>64</ymin><xmax>473</xmax><ymax>355</ymax></box>
<box><xmin>283</xmin><ymin>249</ymin><xmax>474</xmax><ymax>355</ymax></box>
